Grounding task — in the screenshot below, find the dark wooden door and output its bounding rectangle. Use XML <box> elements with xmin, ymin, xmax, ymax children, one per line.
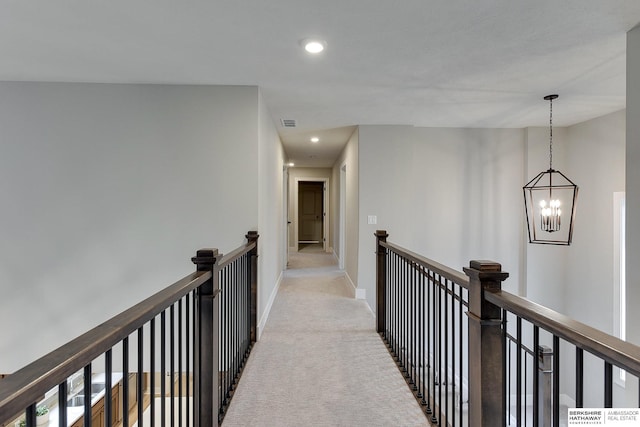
<box><xmin>298</xmin><ymin>181</ymin><xmax>323</xmax><ymax>243</ymax></box>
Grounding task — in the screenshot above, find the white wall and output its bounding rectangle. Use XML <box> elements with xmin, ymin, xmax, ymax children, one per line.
<box><xmin>564</xmin><ymin>110</ymin><xmax>625</xmax><ymax>331</ymax></box>
<box><xmin>332</xmin><ymin>128</ymin><xmax>359</xmax><ymax>292</ymax></box>
<box><xmin>627</xmin><ymin>25</ymin><xmax>640</xmax><ymax>348</ymax></box>
<box><xmin>624</xmin><ymin>23</ymin><xmax>640</xmax><ymax>406</ymax></box>
<box><xmin>0</xmin><ymin>83</ymin><xmax>261</xmax><ymax>372</ymax></box>
<box><xmin>257</xmin><ymin>89</ymin><xmax>286</xmax><ymax>336</ymax></box>
<box><xmin>357</xmin><ymin>125</ymin><xmax>525</xmax><ymax>311</ymax></box>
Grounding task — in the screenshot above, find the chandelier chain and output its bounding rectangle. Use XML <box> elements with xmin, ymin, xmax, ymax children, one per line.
<box><xmin>549</xmin><ymin>96</ymin><xmax>553</xmax><ymax>170</ymax></box>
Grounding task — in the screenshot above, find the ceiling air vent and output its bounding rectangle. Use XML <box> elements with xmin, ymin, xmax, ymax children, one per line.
<box><xmin>280</xmin><ymin>118</ymin><xmax>297</xmax><ymax>128</ymax></box>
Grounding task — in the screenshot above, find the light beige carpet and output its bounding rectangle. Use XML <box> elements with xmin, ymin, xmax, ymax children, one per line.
<box><xmin>222</xmin><ymin>250</ymin><xmax>428</xmax><ymax>426</ymax></box>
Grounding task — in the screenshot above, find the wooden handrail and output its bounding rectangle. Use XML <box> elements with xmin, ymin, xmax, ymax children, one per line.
<box><xmin>486</xmin><ymin>289</ymin><xmax>640</xmax><ymax>378</ymax></box>
<box><xmin>0</xmin><ymin>270</ymin><xmax>210</xmax><ymax>424</ymax></box>
<box><xmin>381</xmin><ymin>241</ymin><xmax>469</xmax><ymax>288</ymax></box>
<box><xmin>218</xmin><ymin>241</ymin><xmax>256</xmax><ymax>269</ymax></box>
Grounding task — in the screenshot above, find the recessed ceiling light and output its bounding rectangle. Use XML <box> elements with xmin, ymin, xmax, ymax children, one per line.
<box><xmin>302</xmin><ymin>39</ymin><xmax>326</xmax><ymax>54</ymax></box>
<box><xmin>310</xmin><ymin>137</ymin><xmax>320</xmax><ymax>143</ymax></box>
<box><xmin>287</xmin><ymin>162</ymin><xmax>295</xmax><ymax>167</ymax></box>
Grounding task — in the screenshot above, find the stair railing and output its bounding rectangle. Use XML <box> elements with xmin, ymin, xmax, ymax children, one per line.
<box><xmin>376</xmin><ymin>230</ymin><xmax>640</xmax><ymax>426</ymax></box>
<box><xmin>0</xmin><ymin>231</ymin><xmax>258</xmax><ymax>427</ymax></box>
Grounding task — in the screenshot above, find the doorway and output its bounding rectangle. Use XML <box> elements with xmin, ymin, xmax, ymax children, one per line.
<box><xmin>298</xmin><ymin>181</ymin><xmax>324</xmax><ymax>250</ymax></box>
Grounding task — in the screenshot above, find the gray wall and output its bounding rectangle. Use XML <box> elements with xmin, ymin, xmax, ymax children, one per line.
<box><xmin>332</xmin><ymin>129</ymin><xmax>359</xmax><ymax>292</ymax></box>
<box><xmin>357</xmin><ymin>125</ymin><xmax>525</xmax><ymax>310</ymax></box>
<box><xmin>352</xmin><ymin>110</ymin><xmax>629</xmax><ymax>406</ymax></box>
<box><xmin>0</xmin><ymin>83</ymin><xmax>265</xmax><ymax>372</ymax></box>
<box><xmin>625</xmin><ymin>23</ymin><xmax>640</xmax><ymax>405</ymax></box>
<box><xmin>258</xmin><ymin>90</ymin><xmax>286</xmax><ymax>335</ymax></box>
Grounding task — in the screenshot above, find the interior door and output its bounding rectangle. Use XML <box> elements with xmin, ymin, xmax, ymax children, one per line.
<box><xmin>298</xmin><ymin>181</ymin><xmax>324</xmax><ymax>243</ymax></box>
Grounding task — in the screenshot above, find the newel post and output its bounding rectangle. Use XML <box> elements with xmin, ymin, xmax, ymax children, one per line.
<box><xmin>192</xmin><ymin>248</ymin><xmax>221</xmax><ymax>427</ymax></box>
<box><xmin>464</xmin><ymin>260</ymin><xmax>509</xmax><ymax>427</ymax></box>
<box><xmin>246</xmin><ymin>231</ymin><xmax>259</xmax><ymax>344</ymax></box>
<box><xmin>375</xmin><ymin>230</ymin><xmax>389</xmax><ymax>334</ymax></box>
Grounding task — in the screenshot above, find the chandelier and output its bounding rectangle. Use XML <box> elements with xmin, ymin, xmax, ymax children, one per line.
<box><xmin>523</xmin><ymin>95</ymin><xmax>578</xmax><ymax>245</ymax></box>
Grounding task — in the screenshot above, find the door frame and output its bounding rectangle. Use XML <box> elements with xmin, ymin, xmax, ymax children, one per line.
<box><xmin>283</xmin><ymin>166</ymin><xmax>290</xmax><ymax>269</ymax></box>
<box><xmin>339</xmin><ymin>164</ymin><xmax>346</xmax><ymax>269</ymax></box>
<box><xmin>293</xmin><ymin>177</ymin><xmax>329</xmax><ymax>252</ymax></box>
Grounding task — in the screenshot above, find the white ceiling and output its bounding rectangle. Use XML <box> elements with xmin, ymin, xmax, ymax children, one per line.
<box><xmin>1</xmin><ymin>1</ymin><xmax>640</xmax><ymax>167</ymax></box>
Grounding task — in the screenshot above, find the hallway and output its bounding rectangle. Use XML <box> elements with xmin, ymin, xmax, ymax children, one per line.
<box><xmin>222</xmin><ymin>248</ymin><xmax>427</xmax><ymax>426</ymax></box>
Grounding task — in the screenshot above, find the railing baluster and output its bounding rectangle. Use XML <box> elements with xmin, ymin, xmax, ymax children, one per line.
<box><xmin>150</xmin><ymin>318</ymin><xmax>156</xmax><ymax>427</ymax></box>
<box><xmin>524</xmin><ymin>349</ymin><xmax>528</xmax><ymax>427</ymax></box>
<box><xmin>235</xmin><ymin>259</ymin><xmax>239</xmax><ymax>387</ymax></box>
<box><xmin>553</xmin><ymin>335</ymin><xmax>560</xmax><ymax>426</ymax></box>
<box><xmin>160</xmin><ymin>311</ymin><xmax>165</xmax><ymax>427</ymax></box>
<box><xmin>443</xmin><ymin>276</ymin><xmax>448</xmax><ymax>427</ymax></box>
<box><xmin>170</xmin><ymin>304</ymin><xmax>175</xmax><ymax>427</ymax></box>
<box><xmin>178</xmin><ymin>298</ymin><xmax>183</xmax><ymax>427</ymax></box>
<box><xmin>220</xmin><ymin>269</ymin><xmax>226</xmax><ymax>412</ymax></box>
<box><xmin>411</xmin><ymin>262</ymin><xmax>416</xmax><ymax>390</ymax></box>
<box><xmin>58</xmin><ymin>379</ymin><xmax>67</xmax><ymax>427</ymax></box>
<box><xmin>227</xmin><ymin>263</ymin><xmax>231</xmax><ymax>403</ymax></box>
<box><xmin>402</xmin><ymin>257</ymin><xmax>407</xmax><ymax>376</ymax></box>
<box><xmin>605</xmin><ymin>361</ymin><xmax>613</xmax><ymax>408</ymax></box>
<box><xmin>451</xmin><ymin>279</ymin><xmax>456</xmax><ymax>427</ymax></box>
<box><xmin>138</xmin><ymin>327</ymin><xmax>144</xmax><ymax>427</ymax></box>
<box><xmin>437</xmin><ymin>274</ymin><xmax>442</xmax><ymax>424</ymax></box>
<box><xmin>418</xmin><ymin>265</ymin><xmax>424</xmax><ymax>404</ymax></box>
<box><xmin>84</xmin><ymin>364</ymin><xmax>92</xmax><ymax>427</ymax></box>
<box><xmin>387</xmin><ymin>251</ymin><xmax>391</xmax><ymax>343</ymax></box>
<box><xmin>222</xmin><ymin>266</ymin><xmax>227</xmax><ymax>409</ymax></box>
<box><xmin>504</xmin><ymin>310</ymin><xmax>510</xmax><ymax>427</ymax></box>
<box><xmin>516</xmin><ymin>316</ymin><xmax>522</xmax><ymax>426</ymax></box>
<box><xmin>427</xmin><ymin>267</ymin><xmax>433</xmax><ymax>416</ymax></box>
<box><xmin>533</xmin><ymin>326</ymin><xmax>539</xmax><ymax>426</ymax></box>
<box><xmin>396</xmin><ymin>253</ymin><xmax>400</xmax><ymax>360</ymax></box>
<box><xmin>105</xmin><ymin>349</ymin><xmax>112</xmax><ymax>427</ymax></box>
<box><xmin>457</xmin><ymin>284</ymin><xmax>462</xmax><ymax>425</ymax></box>
<box><xmin>576</xmin><ymin>347</ymin><xmax>583</xmax><ymax>408</ymax></box>
<box><xmin>391</xmin><ymin>252</ymin><xmax>395</xmax><ymax>357</ymax></box>
<box><xmin>123</xmin><ymin>337</ymin><xmax>129</xmax><ymax>427</ymax></box>
<box><xmin>26</xmin><ymin>403</ymin><xmax>35</xmax><ymax>427</ymax></box>
<box><xmin>185</xmin><ymin>293</ymin><xmax>191</xmax><ymax>427</ymax></box>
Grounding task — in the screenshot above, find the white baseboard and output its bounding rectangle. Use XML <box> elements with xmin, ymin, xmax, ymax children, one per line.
<box><xmin>342</xmin><ymin>271</ymin><xmax>356</xmax><ymax>298</ymax></box>
<box><xmin>257</xmin><ymin>271</ymin><xmax>283</xmax><ymax>340</ymax></box>
<box><xmin>355</xmin><ymin>288</ymin><xmax>366</xmax><ymax>300</ymax></box>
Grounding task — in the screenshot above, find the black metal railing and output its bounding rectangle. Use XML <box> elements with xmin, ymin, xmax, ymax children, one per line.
<box><xmin>0</xmin><ymin>231</ymin><xmax>258</xmax><ymax>427</ymax></box>
<box><xmin>376</xmin><ymin>230</ymin><xmax>640</xmax><ymax>426</ymax></box>
<box><xmin>376</xmin><ymin>230</ymin><xmax>470</xmax><ymax>426</ymax></box>
<box><xmin>217</xmin><ymin>231</ymin><xmax>258</xmax><ymax>422</ymax></box>
<box><xmin>489</xmin><ymin>290</ymin><xmax>640</xmax><ymax>426</ymax></box>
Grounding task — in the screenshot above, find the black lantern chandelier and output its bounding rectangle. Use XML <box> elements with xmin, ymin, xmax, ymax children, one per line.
<box><xmin>523</xmin><ymin>95</ymin><xmax>578</xmax><ymax>245</ymax></box>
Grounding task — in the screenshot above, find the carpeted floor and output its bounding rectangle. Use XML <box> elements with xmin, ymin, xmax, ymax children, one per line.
<box><xmin>222</xmin><ymin>250</ymin><xmax>428</xmax><ymax>426</ymax></box>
